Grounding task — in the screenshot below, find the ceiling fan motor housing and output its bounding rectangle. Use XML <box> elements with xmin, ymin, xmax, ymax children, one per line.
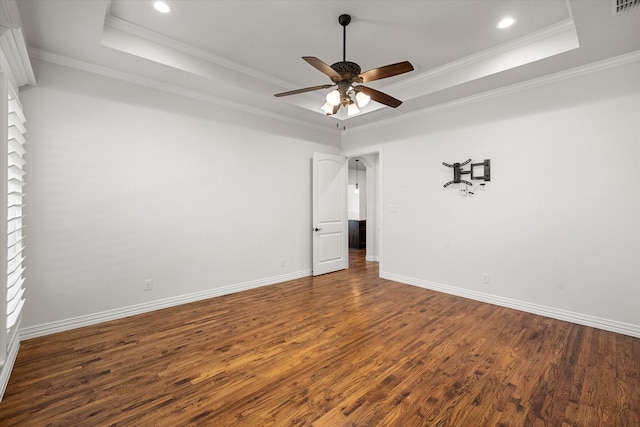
<box><xmin>330</xmin><ymin>61</ymin><xmax>363</xmax><ymax>82</ymax></box>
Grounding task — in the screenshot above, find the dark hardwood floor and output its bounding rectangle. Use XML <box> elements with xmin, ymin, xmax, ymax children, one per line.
<box><xmin>1</xmin><ymin>249</ymin><xmax>639</xmax><ymax>426</ymax></box>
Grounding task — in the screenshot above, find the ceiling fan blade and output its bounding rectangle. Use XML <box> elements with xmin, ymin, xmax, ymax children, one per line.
<box><xmin>274</xmin><ymin>84</ymin><xmax>334</xmax><ymax>97</ymax></box>
<box><xmin>302</xmin><ymin>57</ymin><xmax>342</xmax><ymax>80</ymax></box>
<box><xmin>358</xmin><ymin>61</ymin><xmax>414</xmax><ymax>83</ymax></box>
<box><xmin>356</xmin><ymin>86</ymin><xmax>403</xmax><ymax>108</ymax></box>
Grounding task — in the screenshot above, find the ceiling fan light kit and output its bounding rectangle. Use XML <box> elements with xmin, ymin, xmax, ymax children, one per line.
<box><xmin>355</xmin><ymin>91</ymin><xmax>371</xmax><ymax>108</ymax></box>
<box><xmin>274</xmin><ymin>14</ymin><xmax>414</xmax><ymax>117</ymax></box>
<box><xmin>347</xmin><ymin>101</ymin><xmax>360</xmax><ymax>117</ymax></box>
<box><xmin>326</xmin><ymin>89</ymin><xmax>341</xmax><ymax>106</ymax></box>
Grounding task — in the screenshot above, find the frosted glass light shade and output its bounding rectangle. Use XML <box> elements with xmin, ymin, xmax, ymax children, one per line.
<box><xmin>347</xmin><ymin>102</ymin><xmax>360</xmax><ymax>116</ymax></box>
<box><xmin>356</xmin><ymin>91</ymin><xmax>370</xmax><ymax>108</ymax></box>
<box><xmin>326</xmin><ymin>90</ymin><xmax>341</xmax><ymax>106</ymax></box>
<box><xmin>321</xmin><ymin>102</ymin><xmax>334</xmax><ymax>114</ymax></box>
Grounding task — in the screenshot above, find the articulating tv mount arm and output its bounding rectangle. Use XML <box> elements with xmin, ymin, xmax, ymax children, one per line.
<box><xmin>443</xmin><ymin>159</ymin><xmax>490</xmax><ymax>188</ymax></box>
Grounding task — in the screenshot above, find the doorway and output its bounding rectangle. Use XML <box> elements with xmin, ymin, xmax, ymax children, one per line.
<box><xmin>348</xmin><ymin>157</ymin><xmax>366</xmax><ymax>253</ymax></box>
<box><xmin>346</xmin><ymin>153</ymin><xmax>380</xmax><ymax>265</ymax></box>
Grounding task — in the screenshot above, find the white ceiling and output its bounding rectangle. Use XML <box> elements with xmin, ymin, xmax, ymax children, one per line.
<box><xmin>15</xmin><ymin>0</ymin><xmax>640</xmax><ymax>131</ymax></box>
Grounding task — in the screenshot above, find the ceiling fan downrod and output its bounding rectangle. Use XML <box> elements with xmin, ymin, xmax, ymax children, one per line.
<box><xmin>339</xmin><ymin>14</ymin><xmax>351</xmax><ymax>62</ymax></box>
<box><xmin>331</xmin><ymin>14</ymin><xmax>361</xmax><ymax>82</ymax></box>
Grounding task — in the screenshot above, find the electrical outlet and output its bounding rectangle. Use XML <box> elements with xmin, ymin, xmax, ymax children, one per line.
<box><xmin>482</xmin><ymin>274</ymin><xmax>490</xmax><ymax>284</ymax></box>
<box><xmin>144</xmin><ymin>279</ymin><xmax>153</xmax><ymax>291</ymax></box>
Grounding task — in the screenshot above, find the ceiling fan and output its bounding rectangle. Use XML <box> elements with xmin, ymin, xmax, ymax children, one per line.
<box><xmin>274</xmin><ymin>14</ymin><xmax>414</xmax><ymax>116</ymax></box>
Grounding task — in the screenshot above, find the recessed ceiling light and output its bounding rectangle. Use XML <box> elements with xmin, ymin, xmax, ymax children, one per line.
<box><xmin>497</xmin><ymin>16</ymin><xmax>515</xmax><ymax>29</ymax></box>
<box><xmin>153</xmin><ymin>1</ymin><xmax>170</xmax><ymax>13</ymax></box>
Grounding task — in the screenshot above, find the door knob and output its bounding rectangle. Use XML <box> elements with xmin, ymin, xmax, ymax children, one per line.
<box><xmin>314</xmin><ymin>227</ymin><xmax>323</xmax><ymax>232</ymax></box>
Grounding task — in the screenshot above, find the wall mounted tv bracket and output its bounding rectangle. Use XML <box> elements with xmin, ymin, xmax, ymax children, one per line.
<box><xmin>443</xmin><ymin>159</ymin><xmax>491</xmax><ymax>188</ymax></box>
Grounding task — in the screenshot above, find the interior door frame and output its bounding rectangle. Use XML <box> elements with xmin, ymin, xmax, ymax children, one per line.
<box><xmin>344</xmin><ymin>146</ymin><xmax>384</xmax><ymax>273</ymax></box>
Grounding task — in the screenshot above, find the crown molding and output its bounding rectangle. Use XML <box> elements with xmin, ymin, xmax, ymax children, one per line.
<box><xmin>389</xmin><ymin>19</ymin><xmax>578</xmax><ymax>93</ymax></box>
<box><xmin>103</xmin><ymin>15</ymin><xmax>293</xmax><ymax>91</ymax></box>
<box><xmin>345</xmin><ymin>50</ymin><xmax>640</xmax><ymax>135</ymax></box>
<box><xmin>26</xmin><ymin>45</ymin><xmax>640</xmax><ymax>137</ymax></box>
<box><xmin>0</xmin><ymin>0</ymin><xmax>22</xmax><ymax>28</ymax></box>
<box><xmin>101</xmin><ymin>15</ymin><xmax>336</xmax><ymax>120</ymax></box>
<box><xmin>28</xmin><ymin>47</ymin><xmax>340</xmax><ymax>137</ymax></box>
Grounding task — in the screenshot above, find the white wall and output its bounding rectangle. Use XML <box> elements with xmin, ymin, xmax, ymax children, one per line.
<box><xmin>17</xmin><ymin>55</ymin><xmax>640</xmax><ymax>338</ymax></box>
<box><xmin>343</xmin><ymin>57</ymin><xmax>640</xmax><ymax>335</ymax></box>
<box><xmin>20</xmin><ymin>59</ymin><xmax>340</xmax><ymax>332</ymax></box>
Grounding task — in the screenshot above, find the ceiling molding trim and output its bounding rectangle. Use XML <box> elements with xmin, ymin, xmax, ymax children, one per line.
<box><xmin>387</xmin><ymin>19</ymin><xmax>578</xmax><ymax>96</ymax></box>
<box><xmin>104</xmin><ymin>0</ymin><xmax>113</xmax><ymax>16</ymax></box>
<box><xmin>391</xmin><ymin>18</ymin><xmax>577</xmax><ymax>90</ymax></box>
<box><xmin>27</xmin><ymin>47</ymin><xmax>340</xmax><ymax>137</ymax></box>
<box><xmin>0</xmin><ymin>0</ymin><xmax>22</xmax><ymax>27</ymax></box>
<box><xmin>100</xmin><ymin>16</ymin><xmax>579</xmax><ymax>125</ymax></box>
<box><xmin>564</xmin><ymin>0</ymin><xmax>575</xmax><ymax>21</ymax></box>
<box><xmin>103</xmin><ymin>15</ymin><xmax>294</xmax><ymax>91</ymax></box>
<box><xmin>345</xmin><ymin>49</ymin><xmax>640</xmax><ymax>134</ymax></box>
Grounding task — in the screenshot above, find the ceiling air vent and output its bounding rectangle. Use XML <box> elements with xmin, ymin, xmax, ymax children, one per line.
<box><xmin>612</xmin><ymin>0</ymin><xmax>640</xmax><ymax>15</ymax></box>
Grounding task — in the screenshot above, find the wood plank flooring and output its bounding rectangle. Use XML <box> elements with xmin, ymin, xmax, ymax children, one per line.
<box><xmin>1</xmin><ymin>250</ymin><xmax>639</xmax><ymax>426</ymax></box>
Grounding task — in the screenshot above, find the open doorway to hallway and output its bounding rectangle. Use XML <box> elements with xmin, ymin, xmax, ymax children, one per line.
<box><xmin>348</xmin><ymin>158</ymin><xmax>366</xmax><ymax>257</ymax></box>
<box><xmin>347</xmin><ymin>154</ymin><xmax>380</xmax><ymax>265</ymax></box>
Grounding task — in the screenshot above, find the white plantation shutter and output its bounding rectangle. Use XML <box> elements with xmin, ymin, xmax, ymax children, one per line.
<box><xmin>1</xmin><ymin>86</ymin><xmax>26</xmax><ymax>365</ymax></box>
<box><xmin>0</xmin><ymin>9</ymin><xmax>36</xmax><ymax>400</ymax></box>
<box><xmin>6</xmin><ymin>92</ymin><xmax>25</xmax><ymax>335</ymax></box>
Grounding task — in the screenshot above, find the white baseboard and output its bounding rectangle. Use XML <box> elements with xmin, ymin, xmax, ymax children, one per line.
<box><xmin>382</xmin><ymin>272</ymin><xmax>640</xmax><ymax>339</ymax></box>
<box><xmin>19</xmin><ymin>270</ymin><xmax>312</xmax><ymax>340</ymax></box>
<box><xmin>365</xmin><ymin>255</ymin><xmax>379</xmax><ymax>262</ymax></box>
<box><xmin>21</xmin><ymin>268</ymin><xmax>639</xmax><ymax>341</ymax></box>
<box><xmin>0</xmin><ymin>339</ymin><xmax>20</xmax><ymax>401</ymax></box>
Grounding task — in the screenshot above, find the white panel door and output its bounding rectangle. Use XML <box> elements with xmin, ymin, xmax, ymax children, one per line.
<box><xmin>312</xmin><ymin>152</ymin><xmax>348</xmax><ymax>276</ymax></box>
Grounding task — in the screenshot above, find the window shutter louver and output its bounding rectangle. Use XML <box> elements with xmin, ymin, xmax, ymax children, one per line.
<box><xmin>5</xmin><ymin>92</ymin><xmax>26</xmax><ymax>342</ymax></box>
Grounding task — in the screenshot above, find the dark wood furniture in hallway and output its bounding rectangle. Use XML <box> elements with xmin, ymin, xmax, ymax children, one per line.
<box><xmin>348</xmin><ymin>219</ymin><xmax>366</xmax><ymax>249</ymax></box>
<box><xmin>0</xmin><ymin>249</ymin><xmax>638</xmax><ymax>426</ymax></box>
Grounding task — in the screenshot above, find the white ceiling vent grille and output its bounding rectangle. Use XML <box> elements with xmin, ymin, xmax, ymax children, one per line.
<box><xmin>612</xmin><ymin>0</ymin><xmax>640</xmax><ymax>15</ymax></box>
